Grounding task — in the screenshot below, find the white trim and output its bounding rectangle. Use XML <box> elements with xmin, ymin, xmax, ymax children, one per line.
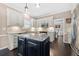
<box><xmin>71</xmin><ymin>4</ymin><xmax>78</xmax><ymax>14</ymax></box>
<box><xmin>0</xmin><ymin>35</ymin><xmax>8</xmax><ymax>37</ymax></box>
<box><xmin>0</xmin><ymin>46</ymin><xmax>8</xmax><ymax>50</ymax></box>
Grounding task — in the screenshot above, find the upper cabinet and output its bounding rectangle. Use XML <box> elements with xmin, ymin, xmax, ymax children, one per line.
<box><xmin>36</xmin><ymin>16</ymin><xmax>53</xmax><ymax>28</ymax></box>
<box><xmin>7</xmin><ymin>8</ymin><xmax>24</xmax><ymax>27</ymax></box>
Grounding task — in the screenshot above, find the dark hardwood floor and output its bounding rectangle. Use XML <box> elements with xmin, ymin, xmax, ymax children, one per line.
<box><xmin>10</xmin><ymin>37</ymin><xmax>72</xmax><ymax>56</ymax></box>
<box><xmin>10</xmin><ymin>48</ymin><xmax>18</xmax><ymax>56</ymax></box>
<box><xmin>50</xmin><ymin>37</ymin><xmax>71</xmax><ymax>56</ymax></box>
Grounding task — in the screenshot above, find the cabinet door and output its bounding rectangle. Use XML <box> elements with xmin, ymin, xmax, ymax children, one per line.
<box><xmin>7</xmin><ymin>8</ymin><xmax>24</xmax><ymax>27</ymax></box>
<box><xmin>13</xmin><ymin>35</ymin><xmax>18</xmax><ymax>48</ymax></box>
<box><xmin>27</xmin><ymin>40</ymin><xmax>40</xmax><ymax>56</ymax></box>
<box><xmin>8</xmin><ymin>35</ymin><xmax>14</xmax><ymax>50</ymax></box>
<box><xmin>8</xmin><ymin>35</ymin><xmax>18</xmax><ymax>50</ymax></box>
<box><xmin>17</xmin><ymin>13</ymin><xmax>24</xmax><ymax>27</ymax></box>
<box><xmin>18</xmin><ymin>38</ymin><xmax>26</xmax><ymax>56</ymax></box>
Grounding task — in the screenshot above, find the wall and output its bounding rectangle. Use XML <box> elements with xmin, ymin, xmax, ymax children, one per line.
<box><xmin>0</xmin><ymin>4</ymin><xmax>8</xmax><ymax>48</ymax></box>
<box><xmin>0</xmin><ymin>3</ymin><xmax>24</xmax><ymax>49</ymax></box>
<box><xmin>0</xmin><ymin>4</ymin><xmax>7</xmax><ymax>35</ymax></box>
<box><xmin>73</xmin><ymin>4</ymin><xmax>79</xmax><ymax>49</ymax></box>
<box><xmin>0</xmin><ymin>35</ymin><xmax>9</xmax><ymax>48</ymax></box>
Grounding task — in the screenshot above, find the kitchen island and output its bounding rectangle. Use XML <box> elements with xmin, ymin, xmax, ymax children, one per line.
<box><xmin>17</xmin><ymin>33</ymin><xmax>50</xmax><ymax>56</ymax></box>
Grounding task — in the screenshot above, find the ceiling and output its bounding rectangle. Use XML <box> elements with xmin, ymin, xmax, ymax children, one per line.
<box><xmin>4</xmin><ymin>3</ymin><xmax>77</xmax><ymax>18</ymax></box>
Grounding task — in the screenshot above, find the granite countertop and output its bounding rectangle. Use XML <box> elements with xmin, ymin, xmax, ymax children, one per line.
<box><xmin>18</xmin><ymin>33</ymin><xmax>48</xmax><ymax>42</ymax></box>
<box><xmin>22</xmin><ymin>28</ymin><xmax>48</xmax><ymax>33</ymax></box>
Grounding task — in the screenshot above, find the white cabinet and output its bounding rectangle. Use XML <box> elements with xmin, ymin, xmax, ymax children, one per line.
<box><xmin>36</xmin><ymin>16</ymin><xmax>53</xmax><ymax>27</ymax></box>
<box><xmin>47</xmin><ymin>32</ymin><xmax>54</xmax><ymax>42</ymax></box>
<box><xmin>7</xmin><ymin>8</ymin><xmax>24</xmax><ymax>50</ymax></box>
<box><xmin>63</xmin><ymin>18</ymin><xmax>72</xmax><ymax>43</ymax></box>
<box><xmin>7</xmin><ymin>8</ymin><xmax>24</xmax><ymax>27</ymax></box>
<box><xmin>13</xmin><ymin>35</ymin><xmax>18</xmax><ymax>48</ymax></box>
<box><xmin>8</xmin><ymin>34</ymin><xmax>18</xmax><ymax>50</ymax></box>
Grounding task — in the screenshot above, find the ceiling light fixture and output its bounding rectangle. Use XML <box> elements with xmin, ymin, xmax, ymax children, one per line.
<box><xmin>25</xmin><ymin>3</ymin><xmax>28</xmax><ymax>13</ymax></box>
<box><xmin>24</xmin><ymin>3</ymin><xmax>31</xmax><ymax>19</ymax></box>
<box><xmin>24</xmin><ymin>3</ymin><xmax>40</xmax><ymax>19</ymax></box>
<box><xmin>36</xmin><ymin>3</ymin><xmax>40</xmax><ymax>8</ymax></box>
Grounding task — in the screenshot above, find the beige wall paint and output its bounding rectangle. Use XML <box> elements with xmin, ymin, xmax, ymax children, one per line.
<box><xmin>0</xmin><ymin>4</ymin><xmax>8</xmax><ymax>48</ymax></box>
<box><xmin>0</xmin><ymin>36</ymin><xmax>8</xmax><ymax>48</ymax></box>
<box><xmin>0</xmin><ymin>4</ymin><xmax>7</xmax><ymax>35</ymax></box>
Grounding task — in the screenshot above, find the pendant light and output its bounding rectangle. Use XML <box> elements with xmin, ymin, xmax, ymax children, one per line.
<box><xmin>36</xmin><ymin>3</ymin><xmax>40</xmax><ymax>8</ymax></box>
<box><xmin>25</xmin><ymin>3</ymin><xmax>28</xmax><ymax>13</ymax></box>
<box><xmin>24</xmin><ymin>3</ymin><xmax>31</xmax><ymax>19</ymax></box>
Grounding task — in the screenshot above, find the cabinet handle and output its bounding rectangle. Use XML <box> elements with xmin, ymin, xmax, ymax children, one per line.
<box><xmin>28</xmin><ymin>41</ymin><xmax>37</xmax><ymax>46</ymax></box>
<box><xmin>19</xmin><ymin>39</ymin><xmax>24</xmax><ymax>41</ymax></box>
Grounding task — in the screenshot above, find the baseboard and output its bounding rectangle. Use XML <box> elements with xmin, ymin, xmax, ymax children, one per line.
<box><xmin>0</xmin><ymin>46</ymin><xmax>8</xmax><ymax>50</ymax></box>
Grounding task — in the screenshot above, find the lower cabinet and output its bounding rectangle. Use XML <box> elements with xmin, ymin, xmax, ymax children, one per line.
<box><xmin>8</xmin><ymin>35</ymin><xmax>18</xmax><ymax>50</ymax></box>
<box><xmin>17</xmin><ymin>37</ymin><xmax>26</xmax><ymax>56</ymax></box>
<box><xmin>17</xmin><ymin>37</ymin><xmax>50</xmax><ymax>56</ymax></box>
<box><xmin>27</xmin><ymin>41</ymin><xmax>40</xmax><ymax>56</ymax></box>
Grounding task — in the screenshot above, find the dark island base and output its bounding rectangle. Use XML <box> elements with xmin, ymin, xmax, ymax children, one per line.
<box><xmin>17</xmin><ymin>33</ymin><xmax>50</xmax><ymax>56</ymax></box>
